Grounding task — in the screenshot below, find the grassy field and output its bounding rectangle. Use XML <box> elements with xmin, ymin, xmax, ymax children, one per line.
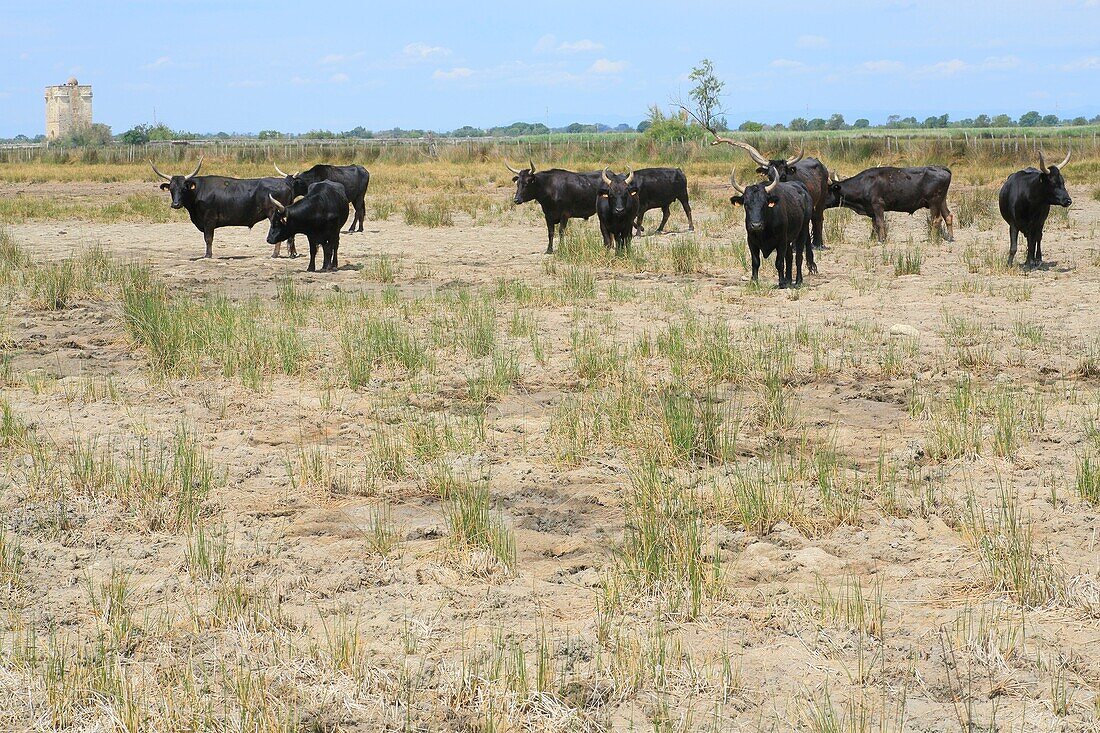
<box><xmin>1</xmin><ymin>145</ymin><xmax>1100</xmax><ymax>731</ymax></box>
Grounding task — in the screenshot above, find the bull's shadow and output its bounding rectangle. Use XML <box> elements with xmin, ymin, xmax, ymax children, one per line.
<box><xmin>188</xmin><ymin>254</ymin><xmax>251</xmax><ymax>262</ymax></box>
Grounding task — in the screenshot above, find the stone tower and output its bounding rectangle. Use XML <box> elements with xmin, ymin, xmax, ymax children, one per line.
<box><xmin>44</xmin><ymin>78</ymin><xmax>93</xmax><ymax>140</ymax></box>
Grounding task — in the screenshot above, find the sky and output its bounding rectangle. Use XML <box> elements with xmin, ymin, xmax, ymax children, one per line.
<box><xmin>1</xmin><ymin>0</ymin><xmax>1098</xmax><ymax>137</ymax></box>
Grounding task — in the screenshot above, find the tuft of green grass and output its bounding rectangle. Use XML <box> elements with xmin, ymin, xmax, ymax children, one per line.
<box><xmin>340</xmin><ymin>315</ymin><xmax>431</xmax><ymax>388</ymax></box>
<box><xmin>1076</xmin><ymin>452</ymin><xmax>1100</xmax><ymax>505</ymax></box>
<box><xmin>963</xmin><ymin>488</ymin><xmax>1064</xmax><ymax>607</ymax></box>
<box><xmin>31</xmin><ymin>261</ymin><xmax>76</xmax><ymax>310</ymax></box>
<box><xmin>404</xmin><ymin>197</ymin><xmax>454</xmax><ymax>227</ymax></box>
<box><xmin>442</xmin><ymin>476</ymin><xmax>516</xmax><ymax>571</ymax></box>
<box><xmin>893</xmin><ymin>247</ymin><xmax>922</xmax><ymax>276</ymax></box>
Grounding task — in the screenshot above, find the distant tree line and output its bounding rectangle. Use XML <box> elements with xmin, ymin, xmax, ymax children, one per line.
<box><xmin>734</xmin><ymin>111</ymin><xmax>1100</xmax><ymax>133</ymax></box>
<box><xmin>3</xmin><ymin>109</ymin><xmax>1098</xmax><ymax>147</ymax></box>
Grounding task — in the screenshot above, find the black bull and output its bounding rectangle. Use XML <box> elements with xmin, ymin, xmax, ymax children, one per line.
<box><xmin>823</xmin><ymin>166</ymin><xmax>955</xmax><ymax>242</ymax></box>
<box><xmin>630</xmin><ymin>167</ymin><xmax>694</xmax><ymax>235</ymax></box>
<box><xmin>266</xmin><ymin>180</ymin><xmax>350</xmax><ymax>273</ymax></box>
<box><xmin>506</xmin><ymin>161</ymin><xmax>602</xmax><ymax>254</ymax></box>
<box><xmin>275</xmin><ymin>163</ymin><xmax>370</xmax><ymax>233</ymax></box>
<box><xmin>730</xmin><ymin>169</ymin><xmax>816</xmax><ymax>288</ymax></box>
<box><xmin>999</xmin><ymin>150</ymin><xmax>1073</xmax><ymax>266</ymax></box>
<box><xmin>151</xmin><ymin>157</ymin><xmax>297</xmax><ymax>258</ymax></box>
<box><xmin>710</xmin><ymin>138</ymin><xmax>828</xmax><ymax>249</ymax></box>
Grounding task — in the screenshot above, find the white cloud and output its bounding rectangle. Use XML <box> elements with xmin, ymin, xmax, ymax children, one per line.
<box><xmin>1062</xmin><ymin>55</ymin><xmax>1100</xmax><ymax>70</ymax></box>
<box><xmin>981</xmin><ymin>55</ymin><xmax>1020</xmax><ymax>70</ymax></box>
<box><xmin>913</xmin><ymin>59</ymin><xmax>968</xmax><ymax>77</ymax></box>
<box><xmin>771</xmin><ymin>58</ymin><xmax>809</xmax><ymax>71</ymax></box>
<box><xmin>404</xmin><ymin>42</ymin><xmax>451</xmax><ymax>59</ymax></box>
<box><xmin>143</xmin><ymin>56</ymin><xmax>173</xmax><ymax>70</ymax></box>
<box><xmin>534</xmin><ymin>34</ymin><xmax>604</xmax><ymax>54</ymax></box>
<box><xmin>858</xmin><ymin>60</ymin><xmax>905</xmax><ymax>74</ymax></box>
<box><xmin>559</xmin><ymin>39</ymin><xmax>603</xmax><ymax>53</ymax></box>
<box><xmin>228</xmin><ymin>80</ymin><xmax>265</xmax><ymax>89</ymax></box>
<box><xmin>319</xmin><ymin>52</ymin><xmax>363</xmax><ymax>65</ymax></box>
<box><xmin>588</xmin><ymin>58</ymin><xmax>627</xmax><ymax>74</ymax></box>
<box><xmin>796</xmin><ymin>34</ymin><xmax>828</xmax><ymax>49</ymax></box>
<box><xmin>433</xmin><ymin>67</ymin><xmax>473</xmax><ymax>80</ymax></box>
<box><xmin>330</xmin><ymin>73</ymin><xmax>349</xmax><ymax>83</ymax></box>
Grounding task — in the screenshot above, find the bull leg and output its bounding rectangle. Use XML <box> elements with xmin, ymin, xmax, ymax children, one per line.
<box><xmin>785</xmin><ymin>245</ymin><xmax>794</xmax><ymax>285</ymax></box>
<box><xmin>307</xmin><ymin>236</ymin><xmax>319</xmax><ymax>272</ymax></box>
<box><xmin>320</xmin><ymin>240</ymin><xmax>333</xmax><ymax>272</ymax></box>
<box><xmin>795</xmin><ymin>240</ymin><xmax>804</xmax><ymax>286</ymax></box>
<box><xmin>775</xmin><ymin>248</ymin><xmax>788</xmax><ymax>288</ymax></box>
<box><xmin>811</xmin><ymin>211</ymin><xmax>825</xmax><ymax>250</ymax></box>
<box><xmin>872</xmin><ymin>207</ymin><xmax>887</xmax><ymax>242</ymax></box>
<box><xmin>544</xmin><ymin>218</ymin><xmax>556</xmax><ymax>255</ymax></box>
<box><xmin>1033</xmin><ymin>231</ymin><xmax>1043</xmax><ymax>264</ymax></box>
<box><xmin>288</xmin><ymin>235</ymin><xmax>298</xmax><ymax>258</ymax></box>
<box><xmin>1007</xmin><ymin>226</ymin><xmax>1020</xmax><ymax>265</ymax></box>
<box><xmin>656</xmin><ymin>206</ymin><xmax>672</xmax><ymax>234</ymax></box>
<box><xmin>750</xmin><ymin>247</ymin><xmax>761</xmax><ymax>283</ymax></box>
<box><xmin>356</xmin><ymin>196</ymin><xmax>366</xmax><ymax>232</ymax></box>
<box><xmin>329</xmin><ymin>232</ymin><xmax>340</xmax><ymax>271</ymax></box>
<box><xmin>601</xmin><ymin>225</ymin><xmax>613</xmax><ymax>250</ymax></box>
<box><xmin>805</xmin><ymin>226</ymin><xmax>818</xmax><ymax>275</ymax></box>
<box><xmin>557</xmin><ymin>220</ymin><xmax>569</xmax><ymax>251</ymax></box>
<box><xmin>940</xmin><ymin>201</ymin><xmax>955</xmax><ymax>242</ymax></box>
<box><xmin>272</xmin><ymin>241</ymin><xmax>282</xmax><ymax>258</ymax></box>
<box><xmin>204</xmin><ymin>228</ymin><xmax>215</xmax><ymax>259</ymax></box>
<box><xmin>681</xmin><ymin>197</ymin><xmax>694</xmax><ymax>232</ymax></box>
<box><xmin>634</xmin><ymin>210</ymin><xmax>646</xmax><ymax>236</ymax></box>
<box><xmin>348</xmin><ymin>201</ymin><xmax>364</xmax><ymax>233</ymax></box>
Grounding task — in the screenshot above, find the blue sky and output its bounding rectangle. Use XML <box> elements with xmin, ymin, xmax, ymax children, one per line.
<box><xmin>1</xmin><ymin>0</ymin><xmax>1098</xmax><ymax>137</ymax></box>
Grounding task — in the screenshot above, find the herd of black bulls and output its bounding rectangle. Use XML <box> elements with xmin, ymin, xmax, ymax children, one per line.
<box><xmin>151</xmin><ymin>136</ymin><xmax>1074</xmax><ymax>286</ymax></box>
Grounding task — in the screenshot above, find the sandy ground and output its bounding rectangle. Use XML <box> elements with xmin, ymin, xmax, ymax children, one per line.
<box><xmin>2</xmin><ymin>178</ymin><xmax>1100</xmax><ymax>731</ymax></box>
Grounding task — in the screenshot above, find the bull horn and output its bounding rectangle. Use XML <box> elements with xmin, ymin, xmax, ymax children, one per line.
<box><xmin>149</xmin><ymin>160</ymin><xmax>171</xmax><ymax>181</ymax></box>
<box><xmin>268</xmin><ymin>194</ymin><xmax>286</xmax><ymax>212</ymax></box>
<box><xmin>274</xmin><ymin>163</ymin><xmax>292</xmax><ymax>177</ymax></box>
<box><xmin>830</xmin><ymin>169</ymin><xmax>841</xmax><ymax>183</ymax></box>
<box><xmin>529</xmin><ymin>160</ymin><xmax>536</xmax><ymax>174</ymax></box>
<box><xmin>730</xmin><ymin>170</ymin><xmax>745</xmax><ymax>195</ymax></box>
<box><xmin>601</xmin><ymin>167</ymin><xmax>613</xmax><ymax>186</ymax></box>
<box><xmin>1038</xmin><ymin>150</ymin><xmax>1047</xmax><ymax>173</ymax></box>
<box><xmin>711</xmin><ymin>135</ymin><xmax>770</xmax><ymax>166</ymax></box>
<box><xmin>504</xmin><ymin>159</ymin><xmax>522</xmax><ymax>175</ymax></box>
<box><xmin>1055</xmin><ymin>149</ymin><xmax>1071</xmax><ymax>171</ymax></box>
<box><xmin>624</xmin><ymin>167</ymin><xmax>634</xmax><ymax>185</ymax></box>
<box><xmin>185</xmin><ymin>156</ymin><xmax>204</xmax><ymax>180</ymax></box>
<box><xmin>764</xmin><ymin>166</ymin><xmax>780</xmax><ymax>194</ymax></box>
<box><xmin>786</xmin><ymin>143</ymin><xmax>804</xmax><ymax>166</ymax></box>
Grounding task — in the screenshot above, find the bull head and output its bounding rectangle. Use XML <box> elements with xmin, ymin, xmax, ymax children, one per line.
<box><xmin>150</xmin><ymin>156</ymin><xmax>204</xmax><ymax>208</ymax></box>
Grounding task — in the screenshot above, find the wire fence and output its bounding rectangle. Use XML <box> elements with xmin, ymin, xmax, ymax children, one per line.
<box><xmin>2</xmin><ymin>130</ymin><xmax>1098</xmax><ymax>168</ymax></box>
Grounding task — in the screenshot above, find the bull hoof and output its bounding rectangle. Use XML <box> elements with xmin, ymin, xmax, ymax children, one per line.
<box><xmin>809</xmin><ymin>265</ymin><xmax>819</xmax><ymax>275</ymax></box>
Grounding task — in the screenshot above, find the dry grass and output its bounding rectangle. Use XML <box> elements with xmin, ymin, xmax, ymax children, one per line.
<box><xmin>0</xmin><ymin>154</ymin><xmax>1099</xmax><ymax>731</ymax></box>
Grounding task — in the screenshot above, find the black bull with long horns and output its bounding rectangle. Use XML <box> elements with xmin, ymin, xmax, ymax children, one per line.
<box><xmin>596</xmin><ymin>168</ymin><xmax>640</xmax><ymax>252</ymax></box>
<box><xmin>730</xmin><ymin>167</ymin><xmax>816</xmax><ymax>288</ymax></box>
<box><xmin>711</xmin><ymin>136</ymin><xmax>830</xmax><ymax>250</ymax></box>
<box><xmin>505</xmin><ymin>160</ymin><xmax>602</xmax><ymax>254</ymax></box>
<box><xmin>999</xmin><ymin>150</ymin><xmax>1072</xmax><ymax>266</ymax></box>
<box><xmin>151</xmin><ymin>157</ymin><xmax>298</xmax><ymax>258</ymax></box>
<box><xmin>274</xmin><ymin>163</ymin><xmax>370</xmax><ymax>234</ymax></box>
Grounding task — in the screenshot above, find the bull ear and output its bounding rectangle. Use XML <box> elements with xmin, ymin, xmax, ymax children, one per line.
<box><xmin>188</xmin><ymin>180</ymin><xmax>197</xmax><ymax>190</ymax></box>
<box><xmin>159</xmin><ymin>183</ymin><xmax>170</xmax><ymax>191</ymax></box>
<box><xmin>730</xmin><ymin>196</ymin><xmax>743</xmax><ymax>207</ymax></box>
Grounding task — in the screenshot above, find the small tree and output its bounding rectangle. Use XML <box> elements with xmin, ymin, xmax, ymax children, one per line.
<box><xmin>826</xmin><ymin>113</ymin><xmax>847</xmax><ymax>130</ymax></box>
<box><xmin>853</xmin><ymin>118</ymin><xmax>870</xmax><ymax>129</ymax></box>
<box><xmin>991</xmin><ymin>114</ymin><xmax>1013</xmax><ymax>127</ymax></box>
<box><xmin>974</xmin><ymin>114</ymin><xmax>991</xmax><ymax>128</ymax></box>
<box><xmin>1018</xmin><ymin>110</ymin><xmax>1042</xmax><ymax>127</ymax></box>
<box><xmin>789</xmin><ymin>117</ymin><xmax>808</xmax><ymax>131</ymax></box>
<box><xmin>688</xmin><ymin>59</ymin><xmax>725</xmax><ymax>130</ymax></box>
<box><xmin>738</xmin><ymin>120</ymin><xmax>763</xmax><ymax>132</ymax></box>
